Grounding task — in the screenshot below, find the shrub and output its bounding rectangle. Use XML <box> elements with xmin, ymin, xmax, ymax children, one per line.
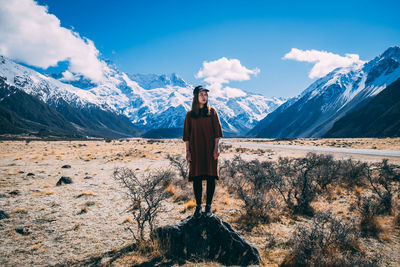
<box><xmin>220</xmin><ymin>155</ymin><xmax>280</xmax><ymax>226</ymax></box>
<box><xmin>356</xmin><ymin>195</ymin><xmax>382</xmax><ymax>238</ymax></box>
<box><xmin>113</xmin><ymin>167</ymin><xmax>173</xmax><ymax>242</ymax></box>
<box><xmin>275</xmin><ymin>153</ymin><xmax>326</xmax><ymax>216</ymax></box>
<box><xmin>311</xmin><ymin>154</ymin><xmax>341</xmax><ymax>191</ymax></box>
<box><xmin>219</xmin><ymin>154</ymin><xmax>246</xmax><ymax>183</ymax></box>
<box><xmin>219</xmin><ymin>143</ymin><xmax>232</xmax><ymax>152</ymax></box>
<box><xmin>281</xmin><ymin>211</ymin><xmax>378</xmax><ymax>267</ymax></box>
<box><xmin>166</xmin><ymin>154</ymin><xmax>188</xmax><ymax>180</ymax></box>
<box><xmin>338</xmin><ymin>159</ymin><xmax>367</xmax><ymax>188</ymax></box>
<box><xmin>365</xmin><ymin>159</ymin><xmax>400</xmax><ymax>215</ymax></box>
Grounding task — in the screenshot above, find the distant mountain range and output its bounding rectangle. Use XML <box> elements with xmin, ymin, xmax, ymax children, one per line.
<box><xmin>0</xmin><ymin>55</ymin><xmax>284</xmax><ymax>138</ymax></box>
<box><xmin>248</xmin><ymin>46</ymin><xmax>400</xmax><ymax>138</ymax></box>
<box><xmin>1</xmin><ymin>46</ymin><xmax>399</xmax><ymax>139</ymax></box>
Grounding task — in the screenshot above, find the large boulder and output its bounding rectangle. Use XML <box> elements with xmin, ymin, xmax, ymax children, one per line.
<box><xmin>151</xmin><ymin>214</ymin><xmax>261</xmax><ymax>265</ymax></box>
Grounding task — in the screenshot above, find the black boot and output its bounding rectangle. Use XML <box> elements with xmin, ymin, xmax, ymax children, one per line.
<box><xmin>205</xmin><ymin>204</ymin><xmax>213</xmax><ymax>217</ymax></box>
<box><xmin>193</xmin><ymin>205</ymin><xmax>202</xmax><ymax>218</ymax></box>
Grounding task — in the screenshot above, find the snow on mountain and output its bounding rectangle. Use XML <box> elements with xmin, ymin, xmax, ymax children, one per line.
<box><xmin>128</xmin><ymin>73</ymin><xmax>189</xmax><ymax>89</ymax></box>
<box><xmin>0</xmin><ymin>56</ymin><xmax>105</xmax><ymax>108</ymax></box>
<box><xmin>249</xmin><ymin>46</ymin><xmax>400</xmax><ymax>138</ymax></box>
<box><xmin>0</xmin><ymin>55</ymin><xmax>285</xmax><ymax>137</ymax></box>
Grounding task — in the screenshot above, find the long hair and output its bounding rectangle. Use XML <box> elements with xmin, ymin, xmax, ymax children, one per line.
<box><xmin>191</xmin><ymin>88</ymin><xmax>211</xmax><ymax>118</ymax></box>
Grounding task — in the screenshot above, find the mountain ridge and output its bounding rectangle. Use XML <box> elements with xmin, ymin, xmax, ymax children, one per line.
<box><xmin>248</xmin><ymin>46</ymin><xmax>400</xmax><ymax>138</ymax></box>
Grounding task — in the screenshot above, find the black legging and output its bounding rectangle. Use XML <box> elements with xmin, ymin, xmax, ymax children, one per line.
<box><xmin>193</xmin><ymin>177</ymin><xmax>215</xmax><ymax>206</ymax></box>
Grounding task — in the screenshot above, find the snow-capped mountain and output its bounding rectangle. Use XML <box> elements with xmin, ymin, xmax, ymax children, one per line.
<box><xmin>0</xmin><ymin>55</ymin><xmax>284</xmax><ymax>137</ymax></box>
<box><xmin>324</xmin><ymin>76</ymin><xmax>400</xmax><ymax>137</ymax></box>
<box><xmin>0</xmin><ymin>56</ymin><xmax>144</xmax><ymax>138</ymax></box>
<box><xmin>249</xmin><ymin>46</ymin><xmax>400</xmax><ymax>138</ymax></box>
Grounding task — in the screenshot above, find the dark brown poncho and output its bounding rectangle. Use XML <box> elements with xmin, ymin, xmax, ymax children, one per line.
<box><xmin>182</xmin><ymin>107</ymin><xmax>223</xmax><ymax>181</ymax></box>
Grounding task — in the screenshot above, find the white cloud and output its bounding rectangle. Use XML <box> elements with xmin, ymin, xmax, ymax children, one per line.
<box><xmin>0</xmin><ymin>0</ymin><xmax>105</xmax><ymax>83</ymax></box>
<box><xmin>223</xmin><ymin>86</ymin><xmax>247</xmax><ymax>97</ymax></box>
<box><xmin>283</xmin><ymin>48</ymin><xmax>365</xmax><ymax>79</ymax></box>
<box><xmin>196</xmin><ymin>57</ymin><xmax>259</xmax><ymax>94</ymax></box>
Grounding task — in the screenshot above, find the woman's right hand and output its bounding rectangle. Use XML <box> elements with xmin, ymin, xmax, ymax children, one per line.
<box><xmin>186</xmin><ymin>151</ymin><xmax>191</xmax><ymax>164</ymax></box>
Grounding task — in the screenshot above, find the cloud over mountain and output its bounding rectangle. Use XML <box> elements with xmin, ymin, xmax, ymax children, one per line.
<box><xmin>0</xmin><ymin>0</ymin><xmax>105</xmax><ymax>82</ymax></box>
<box><xmin>196</xmin><ymin>57</ymin><xmax>260</xmax><ymax>96</ymax></box>
<box><xmin>283</xmin><ymin>48</ymin><xmax>365</xmax><ymax>79</ymax></box>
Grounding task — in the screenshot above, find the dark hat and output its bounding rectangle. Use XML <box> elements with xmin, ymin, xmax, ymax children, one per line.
<box><xmin>193</xmin><ymin>85</ymin><xmax>209</xmax><ymax>95</ymax></box>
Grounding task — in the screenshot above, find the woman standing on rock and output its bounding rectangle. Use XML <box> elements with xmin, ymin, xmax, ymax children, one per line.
<box><xmin>182</xmin><ymin>85</ymin><xmax>223</xmax><ymax>218</ymax></box>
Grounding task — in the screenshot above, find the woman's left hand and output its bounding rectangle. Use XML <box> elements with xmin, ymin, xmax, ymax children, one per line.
<box><xmin>213</xmin><ymin>150</ymin><xmax>220</xmax><ymax>160</ymax></box>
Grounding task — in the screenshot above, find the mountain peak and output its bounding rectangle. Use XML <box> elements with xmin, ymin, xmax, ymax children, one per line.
<box><xmin>128</xmin><ymin>73</ymin><xmax>189</xmax><ymax>89</ymax></box>
<box><xmin>380</xmin><ymin>46</ymin><xmax>400</xmax><ymax>60</ymax></box>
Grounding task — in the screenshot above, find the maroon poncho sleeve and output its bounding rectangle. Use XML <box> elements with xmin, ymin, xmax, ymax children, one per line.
<box><xmin>211</xmin><ymin>108</ymin><xmax>223</xmax><ymax>139</ymax></box>
<box><xmin>182</xmin><ymin>111</ymin><xmax>191</xmax><ymax>142</ymax></box>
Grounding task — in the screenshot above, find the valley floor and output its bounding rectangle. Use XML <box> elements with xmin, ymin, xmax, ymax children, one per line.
<box><xmin>0</xmin><ymin>138</ymin><xmax>399</xmax><ymax>266</ymax></box>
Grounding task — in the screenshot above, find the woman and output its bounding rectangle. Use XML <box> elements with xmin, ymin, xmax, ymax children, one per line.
<box><xmin>182</xmin><ymin>85</ymin><xmax>223</xmax><ymax>218</ymax></box>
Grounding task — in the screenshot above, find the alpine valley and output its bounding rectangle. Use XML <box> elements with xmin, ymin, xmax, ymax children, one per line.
<box><xmin>0</xmin><ymin>56</ymin><xmax>284</xmax><ymax>139</ymax></box>
<box><xmin>1</xmin><ymin>46</ymin><xmax>399</xmax><ymax>139</ymax></box>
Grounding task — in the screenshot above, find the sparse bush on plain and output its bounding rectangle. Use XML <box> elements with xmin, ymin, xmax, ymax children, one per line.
<box><xmin>219</xmin><ymin>154</ymin><xmax>246</xmax><ymax>184</ymax></box>
<box><xmin>219</xmin><ymin>143</ymin><xmax>232</xmax><ymax>152</ymax></box>
<box><xmin>356</xmin><ymin>195</ymin><xmax>382</xmax><ymax>238</ymax></box>
<box><xmin>338</xmin><ymin>159</ymin><xmax>367</xmax><ymax>188</ymax></box>
<box><xmin>281</xmin><ymin>211</ymin><xmax>379</xmax><ymax>267</ymax></box>
<box><xmin>394</xmin><ymin>206</ymin><xmax>400</xmax><ymax>228</ymax></box>
<box><xmin>311</xmin><ymin>154</ymin><xmax>341</xmax><ymax>191</ymax></box>
<box><xmin>275</xmin><ymin>153</ymin><xmax>327</xmax><ymax>216</ymax></box>
<box><xmin>220</xmin><ymin>155</ymin><xmax>279</xmax><ymax>226</ymax></box>
<box><xmin>166</xmin><ymin>153</ymin><xmax>188</xmax><ymax>181</ymax></box>
<box><xmin>147</xmin><ymin>139</ymin><xmax>164</xmax><ymax>144</ymax></box>
<box><xmin>365</xmin><ymin>159</ymin><xmax>400</xmax><ymax>215</ymax></box>
<box><xmin>113</xmin><ymin>167</ymin><xmax>173</xmax><ymax>242</ymax></box>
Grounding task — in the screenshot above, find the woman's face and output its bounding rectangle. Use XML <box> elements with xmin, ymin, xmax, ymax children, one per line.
<box><xmin>198</xmin><ymin>91</ymin><xmax>208</xmax><ymax>105</ymax></box>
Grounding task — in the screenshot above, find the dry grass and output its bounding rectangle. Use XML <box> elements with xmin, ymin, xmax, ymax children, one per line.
<box><xmin>32</xmin><ymin>190</ymin><xmax>54</xmax><ymax>196</ymax></box>
<box><xmin>13</xmin><ymin>207</ymin><xmax>28</xmax><ymax>214</ymax></box>
<box><xmin>183</xmin><ymin>200</ymin><xmax>196</xmax><ymax>212</ymax></box>
<box><xmin>0</xmin><ymin>138</ymin><xmax>399</xmax><ymax>266</ymax></box>
<box><xmin>122</xmin><ymin>216</ymin><xmax>134</xmax><ymax>224</ymax></box>
<box><xmin>164</xmin><ymin>184</ymin><xmax>176</xmax><ymax>197</ymax></box>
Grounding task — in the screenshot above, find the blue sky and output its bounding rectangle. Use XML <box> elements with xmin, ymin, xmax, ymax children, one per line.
<box><xmin>7</xmin><ymin>0</ymin><xmax>400</xmax><ymax>98</ymax></box>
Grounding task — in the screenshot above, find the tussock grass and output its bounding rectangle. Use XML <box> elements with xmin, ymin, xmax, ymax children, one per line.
<box><xmin>183</xmin><ymin>200</ymin><xmax>196</xmax><ymax>212</ymax></box>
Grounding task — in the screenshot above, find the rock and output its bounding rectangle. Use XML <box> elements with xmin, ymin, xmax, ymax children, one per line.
<box><xmin>9</xmin><ymin>189</ymin><xmax>20</xmax><ymax>195</ymax></box>
<box><xmin>151</xmin><ymin>214</ymin><xmax>261</xmax><ymax>265</ymax></box>
<box><xmin>0</xmin><ymin>210</ymin><xmax>10</xmax><ymax>219</ymax></box>
<box><xmin>15</xmin><ymin>227</ymin><xmax>30</xmax><ymax>235</ymax></box>
<box><xmin>84</xmin><ymin>176</ymin><xmax>93</xmax><ymax>179</ymax></box>
<box><xmin>26</xmin><ymin>173</ymin><xmax>35</xmax><ymax>176</ymax></box>
<box><xmin>56</xmin><ymin>176</ymin><xmax>73</xmax><ymax>186</ymax></box>
<box><xmin>0</xmin><ymin>193</ymin><xmax>6</xmax><ymax>198</ymax></box>
<box><xmin>61</xmin><ymin>165</ymin><xmax>71</xmax><ymax>169</ymax></box>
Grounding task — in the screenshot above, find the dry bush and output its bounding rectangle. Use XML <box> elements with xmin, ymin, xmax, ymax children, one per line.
<box><xmin>166</xmin><ymin>153</ymin><xmax>188</xmax><ymax>181</ymax></box>
<box><xmin>220</xmin><ymin>155</ymin><xmax>279</xmax><ymax>226</ymax></box>
<box><xmin>356</xmin><ymin>195</ymin><xmax>382</xmax><ymax>238</ymax></box>
<box><xmin>165</xmin><ymin>154</ymin><xmax>192</xmax><ymax>202</ymax></box>
<box><xmin>337</xmin><ymin>159</ymin><xmax>367</xmax><ymax>188</ymax></box>
<box><xmin>394</xmin><ymin>207</ymin><xmax>400</xmax><ymax>228</ymax></box>
<box><xmin>147</xmin><ymin>139</ymin><xmax>164</xmax><ymax>144</ymax></box>
<box><xmin>219</xmin><ymin>143</ymin><xmax>232</xmax><ymax>152</ymax></box>
<box><xmin>113</xmin><ymin>167</ymin><xmax>173</xmax><ymax>243</ymax></box>
<box><xmin>275</xmin><ymin>153</ymin><xmax>326</xmax><ymax>216</ymax></box>
<box><xmin>281</xmin><ymin>211</ymin><xmax>378</xmax><ymax>267</ymax></box>
<box><xmin>311</xmin><ymin>154</ymin><xmax>341</xmax><ymax>191</ymax></box>
<box><xmin>219</xmin><ymin>154</ymin><xmax>245</xmax><ymax>186</ymax></box>
<box><xmin>365</xmin><ymin>159</ymin><xmax>400</xmax><ymax>215</ymax></box>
